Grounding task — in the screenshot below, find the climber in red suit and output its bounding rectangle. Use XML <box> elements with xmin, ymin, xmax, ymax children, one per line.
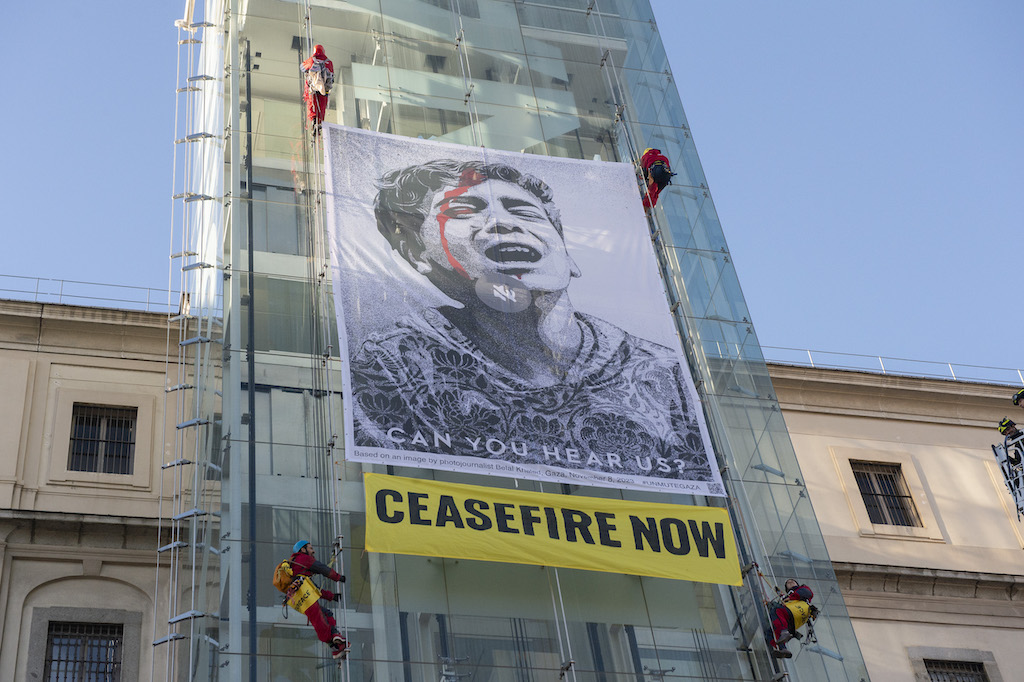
<box><xmin>289</xmin><ymin>540</ymin><xmax>349</xmax><ymax>658</ymax></box>
<box><xmin>301</xmin><ymin>44</ymin><xmax>334</xmax><ymax>135</ymax></box>
<box><xmin>639</xmin><ymin>147</ymin><xmax>675</xmax><ymax>209</ymax></box>
<box><xmin>769</xmin><ymin>579</ymin><xmax>815</xmax><ymax>658</ymax></box>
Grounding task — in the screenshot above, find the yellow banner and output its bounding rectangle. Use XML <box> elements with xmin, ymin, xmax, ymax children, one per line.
<box><xmin>364</xmin><ymin>473</ymin><xmax>741</xmax><ymax>585</ymax></box>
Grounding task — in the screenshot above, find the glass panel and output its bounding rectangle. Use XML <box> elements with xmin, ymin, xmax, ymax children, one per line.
<box><xmin>240</xmin><ymin>275</ymin><xmax>317</xmax><ymax>353</ymax></box>
<box><xmin>104</xmin><ymin>414</ymin><xmax>135</xmax><ymax>475</ymax></box>
<box><xmin>69</xmin><ymin>417</ymin><xmax>100</xmax><ymax>472</ymax></box>
<box><xmin>464</xmin><ymin>1</ymin><xmax>530</xmax><ymax>54</ymax></box>
<box><xmin>611</xmin><ymin>0</ymin><xmax>656</xmax><ymax>24</ymax></box>
<box><xmin>517</xmin><ymin>3</ymin><xmax>620</xmax><ymax>39</ymax></box>
<box><xmin>378</xmin><ymin>0</ymin><xmax>529</xmax><ymax>65</ymax></box>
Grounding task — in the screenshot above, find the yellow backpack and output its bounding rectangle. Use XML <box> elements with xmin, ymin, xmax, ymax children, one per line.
<box><xmin>273</xmin><ymin>559</ymin><xmax>298</xmax><ymax>593</ymax></box>
<box><xmin>273</xmin><ymin>559</ymin><xmax>322</xmax><ymax>614</ymax></box>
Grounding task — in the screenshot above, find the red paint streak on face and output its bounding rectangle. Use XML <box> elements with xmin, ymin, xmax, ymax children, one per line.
<box><xmin>436</xmin><ymin>169</ymin><xmax>487</xmax><ymax>279</ymax></box>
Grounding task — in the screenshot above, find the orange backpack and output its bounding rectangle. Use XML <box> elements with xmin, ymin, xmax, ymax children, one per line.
<box><xmin>273</xmin><ymin>559</ymin><xmax>298</xmax><ymax>593</ymax></box>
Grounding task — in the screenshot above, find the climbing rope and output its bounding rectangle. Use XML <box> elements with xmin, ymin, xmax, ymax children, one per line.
<box><xmin>297</xmin><ymin>2</ymin><xmax>350</xmax><ymax>678</ymax></box>
<box><xmin>451</xmin><ymin>0</ymin><xmax>482</xmax><ymax>146</ymax></box>
<box><xmin>580</xmin><ymin>3</ymin><xmax>807</xmax><ymax>661</ymax></box>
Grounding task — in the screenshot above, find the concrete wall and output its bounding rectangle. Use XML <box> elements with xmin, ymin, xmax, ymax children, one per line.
<box><xmin>0</xmin><ymin>300</ymin><xmax>175</xmax><ymax>679</ymax></box>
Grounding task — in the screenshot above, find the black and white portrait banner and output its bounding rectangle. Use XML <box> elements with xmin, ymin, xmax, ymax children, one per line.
<box><xmin>324</xmin><ymin>126</ymin><xmax>724</xmax><ymax>497</ymax></box>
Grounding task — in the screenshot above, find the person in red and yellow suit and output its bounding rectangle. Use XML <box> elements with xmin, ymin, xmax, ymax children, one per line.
<box><xmin>301</xmin><ymin>44</ymin><xmax>334</xmax><ymax>135</ymax></box>
<box><xmin>769</xmin><ymin>579</ymin><xmax>814</xmax><ymax>658</ymax></box>
<box><xmin>288</xmin><ymin>540</ymin><xmax>349</xmax><ymax>659</ymax></box>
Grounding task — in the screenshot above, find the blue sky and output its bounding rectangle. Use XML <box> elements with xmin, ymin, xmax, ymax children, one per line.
<box><xmin>2</xmin><ymin>2</ymin><xmax>1019</xmax><ymax>374</ymax></box>
<box><xmin>650</xmin><ymin>1</ymin><xmax>1022</xmax><ymax>375</ymax></box>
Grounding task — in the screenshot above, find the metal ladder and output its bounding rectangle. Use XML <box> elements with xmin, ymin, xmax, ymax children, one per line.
<box><xmin>153</xmin><ymin>3</ymin><xmax>226</xmax><ymax>679</ymax></box>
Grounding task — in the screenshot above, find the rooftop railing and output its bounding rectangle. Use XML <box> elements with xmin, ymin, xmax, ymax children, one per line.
<box><xmin>0</xmin><ymin>274</ymin><xmax>179</xmax><ymax>315</ymax></box>
<box><xmin>762</xmin><ymin>345</ymin><xmax>1023</xmax><ymax>387</ymax></box>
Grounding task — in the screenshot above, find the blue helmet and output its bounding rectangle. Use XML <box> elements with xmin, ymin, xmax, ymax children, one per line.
<box><xmin>293</xmin><ymin>540</ymin><xmax>311</xmax><ymax>553</ymax></box>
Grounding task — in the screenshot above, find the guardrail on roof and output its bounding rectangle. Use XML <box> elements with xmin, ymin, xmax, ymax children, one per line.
<box><xmin>762</xmin><ymin>346</ymin><xmax>1024</xmax><ymax>387</ymax></box>
<box><xmin>0</xmin><ymin>274</ymin><xmax>178</xmax><ymax>315</ymax></box>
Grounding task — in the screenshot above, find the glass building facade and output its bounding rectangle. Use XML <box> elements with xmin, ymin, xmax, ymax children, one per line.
<box><xmin>159</xmin><ymin>1</ymin><xmax>870</xmax><ymax>680</ymax></box>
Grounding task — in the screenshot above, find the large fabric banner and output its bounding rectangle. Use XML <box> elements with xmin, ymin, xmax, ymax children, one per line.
<box><xmin>324</xmin><ymin>126</ymin><xmax>724</xmax><ymax>497</ymax></box>
<box><xmin>364</xmin><ymin>473</ymin><xmax>741</xmax><ymax>584</ymax></box>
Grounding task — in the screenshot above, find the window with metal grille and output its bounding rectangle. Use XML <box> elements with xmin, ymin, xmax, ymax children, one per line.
<box><xmin>851</xmin><ymin>461</ymin><xmax>922</xmax><ymax>526</ymax></box>
<box><xmin>924</xmin><ymin>659</ymin><xmax>990</xmax><ymax>681</ymax></box>
<box><xmin>43</xmin><ymin>621</ymin><xmax>123</xmax><ymax>681</ymax></box>
<box><xmin>68</xmin><ymin>404</ymin><xmax>137</xmax><ymax>475</ymax></box>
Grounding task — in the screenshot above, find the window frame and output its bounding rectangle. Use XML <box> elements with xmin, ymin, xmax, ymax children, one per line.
<box><xmin>47</xmin><ymin>388</ymin><xmax>155</xmax><ymax>490</ymax></box>
<box><xmin>908</xmin><ymin>647</ymin><xmax>1003</xmax><ymax>682</ymax></box>
<box><xmin>43</xmin><ymin>620</ymin><xmax>125</xmax><ymax>680</ymax></box>
<box><xmin>27</xmin><ymin>607</ymin><xmax>141</xmax><ymax>682</ymax></box>
<box><xmin>68</xmin><ymin>403</ymin><xmax>138</xmax><ymax>475</ymax></box>
<box><xmin>850</xmin><ymin>460</ymin><xmax>922</xmax><ymax>527</ymax></box>
<box><xmin>830</xmin><ymin>447</ymin><xmax>944</xmax><ymax>542</ymax></box>
<box><xmin>924</xmin><ymin>658</ymin><xmax>989</xmax><ymax>681</ymax></box>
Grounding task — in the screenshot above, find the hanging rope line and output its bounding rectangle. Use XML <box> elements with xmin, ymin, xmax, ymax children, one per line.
<box><xmin>452</xmin><ymin>0</ymin><xmax>482</xmax><ymax>146</ymax></box>
<box><xmin>297</xmin><ymin>1</ymin><xmax>349</xmax><ymax>677</ymax></box>
<box><xmin>581</xmin><ymin>0</ymin><xmax>811</xmax><ymax>660</ymax></box>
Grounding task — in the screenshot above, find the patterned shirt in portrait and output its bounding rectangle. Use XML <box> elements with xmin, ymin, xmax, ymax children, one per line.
<box><xmin>349</xmin><ymin>308</ymin><xmax>714</xmax><ymax>482</ymax></box>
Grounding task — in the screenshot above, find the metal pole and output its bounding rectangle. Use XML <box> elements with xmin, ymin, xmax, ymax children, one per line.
<box><xmin>226</xmin><ymin>0</ymin><xmax>247</xmax><ymax>669</ymax></box>
<box><xmin>244</xmin><ymin>39</ymin><xmax>259</xmax><ymax>682</ymax></box>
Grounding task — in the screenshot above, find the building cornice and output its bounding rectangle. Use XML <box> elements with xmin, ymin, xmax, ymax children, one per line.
<box><xmin>833</xmin><ymin>561</ymin><xmax>1024</xmax><ymax>595</ymax></box>
<box><xmin>834</xmin><ymin>562</ymin><xmax>1024</xmax><ymax>627</ymax></box>
<box><xmin>0</xmin><ymin>298</ymin><xmax>169</xmax><ymax>329</ymax></box>
<box><xmin>0</xmin><ymin>508</ymin><xmax>163</xmax><ymax>527</ymax></box>
<box><xmin>0</xmin><ymin>298</ymin><xmax>176</xmax><ymax>360</ymax></box>
<box><xmin>766</xmin><ymin>362</ymin><xmax>1014</xmax><ymax>427</ymax></box>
